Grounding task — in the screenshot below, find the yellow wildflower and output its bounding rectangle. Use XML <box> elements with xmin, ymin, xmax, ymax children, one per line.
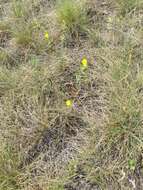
<box><xmin>44</xmin><ymin>32</ymin><xmax>49</xmax><ymax>39</ymax></box>
<box><xmin>81</xmin><ymin>58</ymin><xmax>88</xmax><ymax>70</ymax></box>
<box><xmin>65</xmin><ymin>99</ymin><xmax>73</xmax><ymax>107</ymax></box>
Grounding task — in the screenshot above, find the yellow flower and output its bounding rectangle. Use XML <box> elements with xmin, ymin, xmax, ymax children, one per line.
<box><xmin>81</xmin><ymin>58</ymin><xmax>88</xmax><ymax>70</ymax></box>
<box><xmin>44</xmin><ymin>32</ymin><xmax>49</xmax><ymax>39</ymax></box>
<box><xmin>65</xmin><ymin>99</ymin><xmax>73</xmax><ymax>107</ymax></box>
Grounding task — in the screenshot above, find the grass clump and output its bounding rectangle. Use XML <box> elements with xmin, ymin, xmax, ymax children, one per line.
<box><xmin>12</xmin><ymin>20</ymin><xmax>50</xmax><ymax>53</ymax></box>
<box><xmin>56</xmin><ymin>0</ymin><xmax>88</xmax><ymax>38</ymax></box>
<box><xmin>0</xmin><ymin>50</ymin><xmax>15</xmax><ymax>67</ymax></box>
<box><xmin>117</xmin><ymin>0</ymin><xmax>143</xmax><ymax>16</ymax></box>
<box><xmin>1</xmin><ymin>0</ymin><xmax>143</xmax><ymax>189</ymax></box>
<box><xmin>12</xmin><ymin>0</ymin><xmax>27</xmax><ymax>18</ymax></box>
<box><xmin>0</xmin><ymin>21</ymin><xmax>11</xmax><ymax>32</ymax></box>
<box><xmin>0</xmin><ymin>143</ymin><xmax>20</xmax><ymax>190</ymax></box>
<box><xmin>12</xmin><ymin>0</ymin><xmax>32</xmax><ymax>19</ymax></box>
<box><xmin>13</xmin><ymin>23</ymin><xmax>34</xmax><ymax>47</ymax></box>
<box><xmin>107</xmin><ymin>50</ymin><xmax>143</xmax><ymax>150</ymax></box>
<box><xmin>0</xmin><ymin>50</ymin><xmax>9</xmax><ymax>64</ymax></box>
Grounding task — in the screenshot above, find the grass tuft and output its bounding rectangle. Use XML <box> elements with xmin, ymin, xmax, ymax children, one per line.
<box><xmin>56</xmin><ymin>0</ymin><xmax>88</xmax><ymax>38</ymax></box>
<box><xmin>0</xmin><ymin>0</ymin><xmax>143</xmax><ymax>189</ymax></box>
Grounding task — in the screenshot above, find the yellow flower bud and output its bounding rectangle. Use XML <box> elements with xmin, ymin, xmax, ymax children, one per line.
<box><xmin>65</xmin><ymin>99</ymin><xmax>73</xmax><ymax>107</ymax></box>
<box><xmin>44</xmin><ymin>32</ymin><xmax>49</xmax><ymax>39</ymax></box>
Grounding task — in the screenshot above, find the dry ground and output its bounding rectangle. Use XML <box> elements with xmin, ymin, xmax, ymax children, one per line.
<box><xmin>0</xmin><ymin>0</ymin><xmax>143</xmax><ymax>189</ymax></box>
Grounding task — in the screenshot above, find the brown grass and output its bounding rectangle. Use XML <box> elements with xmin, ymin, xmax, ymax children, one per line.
<box><xmin>0</xmin><ymin>0</ymin><xmax>143</xmax><ymax>189</ymax></box>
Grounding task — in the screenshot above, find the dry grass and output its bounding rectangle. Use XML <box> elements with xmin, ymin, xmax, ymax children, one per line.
<box><xmin>0</xmin><ymin>0</ymin><xmax>143</xmax><ymax>189</ymax></box>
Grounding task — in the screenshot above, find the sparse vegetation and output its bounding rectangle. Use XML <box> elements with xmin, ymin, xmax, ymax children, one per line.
<box><xmin>117</xmin><ymin>0</ymin><xmax>143</xmax><ymax>15</ymax></box>
<box><xmin>56</xmin><ymin>0</ymin><xmax>88</xmax><ymax>39</ymax></box>
<box><xmin>0</xmin><ymin>0</ymin><xmax>143</xmax><ymax>189</ymax></box>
